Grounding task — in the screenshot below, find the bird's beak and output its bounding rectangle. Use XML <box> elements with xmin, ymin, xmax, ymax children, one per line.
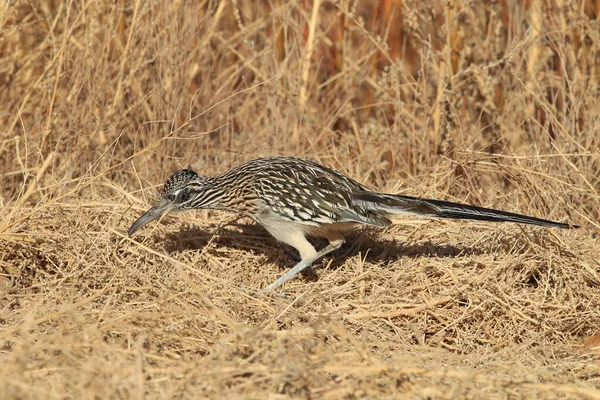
<box><xmin>128</xmin><ymin>199</ymin><xmax>171</xmax><ymax>237</ymax></box>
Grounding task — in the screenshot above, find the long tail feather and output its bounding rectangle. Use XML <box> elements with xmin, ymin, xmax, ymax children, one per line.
<box><xmin>353</xmin><ymin>191</ymin><xmax>578</xmax><ymax>229</ymax></box>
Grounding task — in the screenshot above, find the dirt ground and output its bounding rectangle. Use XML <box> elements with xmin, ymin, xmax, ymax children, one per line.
<box><xmin>1</xmin><ymin>1</ymin><xmax>599</xmax><ymax>399</ymax></box>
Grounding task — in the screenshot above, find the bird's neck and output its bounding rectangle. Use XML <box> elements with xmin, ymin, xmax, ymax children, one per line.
<box><xmin>206</xmin><ymin>174</ymin><xmax>258</xmax><ymax>214</ymax></box>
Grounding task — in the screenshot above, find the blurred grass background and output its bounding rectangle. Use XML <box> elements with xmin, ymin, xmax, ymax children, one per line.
<box><xmin>1</xmin><ymin>0</ymin><xmax>598</xmax><ymax>218</ymax></box>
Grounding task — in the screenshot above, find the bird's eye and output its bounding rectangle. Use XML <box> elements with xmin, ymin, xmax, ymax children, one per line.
<box><xmin>166</xmin><ymin>193</ymin><xmax>177</xmax><ymax>202</ymax></box>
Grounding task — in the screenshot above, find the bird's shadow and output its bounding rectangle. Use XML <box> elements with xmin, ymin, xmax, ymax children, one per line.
<box><xmin>159</xmin><ymin>221</ymin><xmax>491</xmax><ymax>276</ymax></box>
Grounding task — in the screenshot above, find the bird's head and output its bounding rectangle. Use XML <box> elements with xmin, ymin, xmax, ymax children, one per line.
<box><xmin>128</xmin><ymin>169</ymin><xmax>211</xmax><ymax>236</ymax></box>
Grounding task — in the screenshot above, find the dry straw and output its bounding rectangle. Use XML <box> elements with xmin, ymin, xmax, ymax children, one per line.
<box><xmin>0</xmin><ymin>0</ymin><xmax>599</xmax><ymax>398</ymax></box>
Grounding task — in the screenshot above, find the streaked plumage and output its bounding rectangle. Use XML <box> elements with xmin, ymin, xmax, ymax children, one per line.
<box><xmin>128</xmin><ymin>156</ymin><xmax>577</xmax><ymax>293</ymax></box>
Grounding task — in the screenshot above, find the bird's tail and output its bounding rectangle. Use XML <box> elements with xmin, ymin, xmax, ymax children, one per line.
<box><xmin>352</xmin><ymin>191</ymin><xmax>578</xmax><ymax>229</ymax></box>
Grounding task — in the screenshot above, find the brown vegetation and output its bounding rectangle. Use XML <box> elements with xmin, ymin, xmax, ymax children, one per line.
<box><xmin>1</xmin><ymin>0</ymin><xmax>599</xmax><ymax>398</ymax></box>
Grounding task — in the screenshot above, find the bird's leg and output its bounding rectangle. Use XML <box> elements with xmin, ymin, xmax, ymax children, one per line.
<box><xmin>280</xmin><ymin>243</ymin><xmax>320</xmax><ymax>279</ymax></box>
<box><xmin>256</xmin><ymin>232</ymin><xmax>345</xmax><ymax>294</ymax></box>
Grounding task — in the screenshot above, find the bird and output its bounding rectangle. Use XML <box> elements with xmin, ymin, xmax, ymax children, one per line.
<box><xmin>128</xmin><ymin>156</ymin><xmax>578</xmax><ymax>294</ymax></box>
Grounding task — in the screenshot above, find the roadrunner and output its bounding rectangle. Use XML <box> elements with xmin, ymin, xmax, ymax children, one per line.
<box><xmin>128</xmin><ymin>156</ymin><xmax>577</xmax><ymax>293</ymax></box>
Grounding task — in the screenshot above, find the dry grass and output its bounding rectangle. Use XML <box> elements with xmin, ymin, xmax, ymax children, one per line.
<box><xmin>1</xmin><ymin>0</ymin><xmax>600</xmax><ymax>398</ymax></box>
